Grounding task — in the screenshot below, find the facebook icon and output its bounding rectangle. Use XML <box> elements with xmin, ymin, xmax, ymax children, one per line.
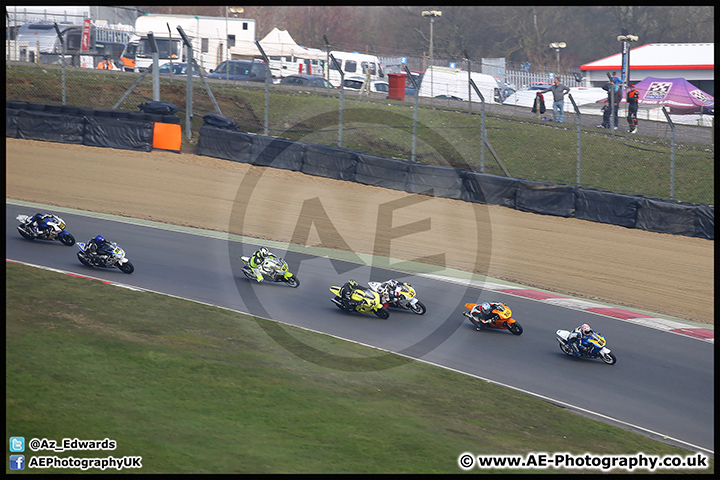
<box><xmin>10</xmin><ymin>454</ymin><xmax>25</xmax><ymax>470</ymax></box>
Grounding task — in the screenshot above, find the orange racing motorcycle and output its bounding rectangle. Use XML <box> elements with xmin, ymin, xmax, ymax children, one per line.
<box><xmin>463</xmin><ymin>302</ymin><xmax>523</xmax><ymax>335</ymax></box>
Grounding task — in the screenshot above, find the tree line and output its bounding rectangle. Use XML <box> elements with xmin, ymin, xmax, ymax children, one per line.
<box><xmin>139</xmin><ymin>6</ymin><xmax>714</xmax><ymax>72</ymax></box>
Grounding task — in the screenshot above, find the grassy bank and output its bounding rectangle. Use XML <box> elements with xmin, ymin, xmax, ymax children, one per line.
<box><xmin>5</xmin><ymin>63</ymin><xmax>713</xmax><ymax>205</ymax></box>
<box><xmin>6</xmin><ymin>262</ymin><xmax>711</xmax><ymax>474</ymax></box>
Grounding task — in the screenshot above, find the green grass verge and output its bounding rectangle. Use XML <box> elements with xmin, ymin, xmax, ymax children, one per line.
<box><xmin>6</xmin><ymin>64</ymin><xmax>713</xmax><ymax>205</ymax></box>
<box><xmin>6</xmin><ymin>262</ymin><xmax>712</xmax><ymax>473</ymax></box>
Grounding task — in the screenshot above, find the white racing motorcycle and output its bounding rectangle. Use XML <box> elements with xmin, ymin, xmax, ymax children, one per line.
<box><xmin>16</xmin><ymin>214</ymin><xmax>75</xmax><ymax>246</ymax></box>
<box><xmin>77</xmin><ymin>241</ymin><xmax>134</xmax><ymax>274</ymax></box>
<box><xmin>556</xmin><ymin>329</ymin><xmax>617</xmax><ymax>365</ymax></box>
<box><xmin>368</xmin><ymin>280</ymin><xmax>426</xmax><ymax>315</ymax></box>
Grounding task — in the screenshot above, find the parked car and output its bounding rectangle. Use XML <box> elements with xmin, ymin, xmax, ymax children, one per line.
<box><xmin>405</xmin><ymin>70</ymin><xmax>424</xmax><ymax>97</ymax></box>
<box><xmin>494</xmin><ymin>84</ymin><xmax>516</xmax><ymax>103</ymax></box>
<box><xmin>342</xmin><ymin>76</ymin><xmax>389</xmax><ymax>94</ymax></box>
<box><xmin>207</xmin><ymin>60</ymin><xmax>269</xmax><ymax>82</ymax></box>
<box><xmin>157</xmin><ymin>62</ymin><xmax>207</xmax><ymax>76</ymax></box>
<box><xmin>280</xmin><ymin>74</ymin><xmax>335</xmax><ymax>88</ymax></box>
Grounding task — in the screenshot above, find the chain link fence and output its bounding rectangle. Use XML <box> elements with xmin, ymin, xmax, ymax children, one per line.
<box><xmin>6</xmin><ymin>60</ymin><xmax>714</xmax><ymax>206</ymax></box>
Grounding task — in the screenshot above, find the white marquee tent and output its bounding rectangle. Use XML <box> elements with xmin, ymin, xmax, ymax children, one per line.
<box><xmin>228</xmin><ymin>27</ymin><xmax>324</xmax><ymax>61</ymax></box>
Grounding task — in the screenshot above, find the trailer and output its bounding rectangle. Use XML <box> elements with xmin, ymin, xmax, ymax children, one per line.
<box><xmin>130</xmin><ymin>13</ymin><xmax>256</xmax><ymax>73</ymax></box>
<box><xmin>327</xmin><ymin>50</ymin><xmax>385</xmax><ymax>86</ymax></box>
<box><xmin>13</xmin><ymin>22</ymin><xmax>128</xmax><ymax>67</ymax></box>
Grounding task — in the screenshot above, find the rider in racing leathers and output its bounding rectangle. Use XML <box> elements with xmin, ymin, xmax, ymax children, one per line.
<box><xmin>466</xmin><ymin>302</ymin><xmax>501</xmax><ymax>329</ymax></box>
<box><xmin>568</xmin><ymin>323</ymin><xmax>596</xmax><ymax>356</ymax></box>
<box><xmin>87</xmin><ymin>235</ymin><xmax>114</xmax><ymax>264</ymax></box>
<box><xmin>340</xmin><ymin>279</ymin><xmax>366</xmax><ymax>311</ymax></box>
<box><xmin>249</xmin><ymin>247</ymin><xmax>273</xmax><ymax>282</ymax></box>
<box><xmin>29</xmin><ymin>213</ymin><xmax>54</xmax><ymax>234</ymax></box>
<box><xmin>380</xmin><ymin>279</ymin><xmax>402</xmax><ymax>303</ymax></box>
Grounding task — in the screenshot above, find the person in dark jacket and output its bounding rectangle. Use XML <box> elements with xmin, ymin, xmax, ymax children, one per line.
<box><xmin>598</xmin><ymin>100</ymin><xmax>612</xmax><ymax>129</ymax></box>
<box><xmin>531</xmin><ymin>92</ymin><xmax>546</xmax><ymax>116</ymax></box>
<box><xmin>87</xmin><ymin>235</ymin><xmax>114</xmax><ymax>263</ymax></box>
<box><xmin>626</xmin><ymin>84</ymin><xmax>640</xmax><ymax>133</ymax></box>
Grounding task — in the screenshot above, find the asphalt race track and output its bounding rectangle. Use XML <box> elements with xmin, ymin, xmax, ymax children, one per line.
<box><xmin>6</xmin><ymin>202</ymin><xmax>714</xmax><ymax>455</ymax></box>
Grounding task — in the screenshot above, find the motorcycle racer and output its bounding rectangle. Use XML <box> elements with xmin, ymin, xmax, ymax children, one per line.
<box><xmin>379</xmin><ymin>279</ymin><xmax>402</xmax><ymax>301</ymax></box>
<box><xmin>29</xmin><ymin>213</ymin><xmax>55</xmax><ymax>234</ymax></box>
<box><xmin>249</xmin><ymin>247</ymin><xmax>273</xmax><ymax>282</ymax></box>
<box><xmin>568</xmin><ymin>323</ymin><xmax>596</xmax><ymax>356</ymax></box>
<box><xmin>467</xmin><ymin>302</ymin><xmax>501</xmax><ymax>328</ymax></box>
<box><xmin>87</xmin><ymin>235</ymin><xmax>114</xmax><ymax>264</ymax></box>
<box><xmin>340</xmin><ymin>279</ymin><xmax>366</xmax><ymax>311</ymax></box>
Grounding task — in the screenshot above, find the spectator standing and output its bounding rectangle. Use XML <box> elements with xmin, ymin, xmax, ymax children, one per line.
<box><xmin>626</xmin><ymin>83</ymin><xmax>639</xmax><ymax>133</ymax></box>
<box><xmin>539</xmin><ymin>77</ymin><xmax>570</xmax><ymax>123</ymax></box>
<box><xmin>605</xmin><ymin>80</ymin><xmax>621</xmax><ymax>130</ymax></box>
<box><xmin>598</xmin><ymin>100</ymin><xmax>611</xmax><ymax>129</ymax></box>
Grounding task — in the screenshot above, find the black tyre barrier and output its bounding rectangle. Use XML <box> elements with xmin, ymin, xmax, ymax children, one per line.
<box><xmin>43</xmin><ymin>104</ymin><xmax>64</xmax><ymax>114</ymax></box>
<box><xmin>162</xmin><ymin>114</ymin><xmax>181</xmax><ymax>124</ymax></box>
<box><xmin>26</xmin><ymin>102</ymin><xmax>46</xmax><ymax>112</ymax></box>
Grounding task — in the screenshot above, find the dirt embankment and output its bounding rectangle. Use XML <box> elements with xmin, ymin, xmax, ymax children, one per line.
<box><xmin>5</xmin><ymin>138</ymin><xmax>714</xmax><ymax>323</ymax></box>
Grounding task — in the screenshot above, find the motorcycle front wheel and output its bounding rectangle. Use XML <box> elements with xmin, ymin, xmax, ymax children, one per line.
<box><xmin>374</xmin><ymin>307</ymin><xmax>390</xmax><ymax>319</ymax></box>
<box><xmin>60</xmin><ymin>233</ymin><xmax>76</xmax><ymax>246</ymax></box>
<box><xmin>284</xmin><ymin>275</ymin><xmax>300</xmax><ymax>288</ymax></box>
<box><xmin>600</xmin><ymin>351</ymin><xmax>617</xmax><ymax>365</ymax></box>
<box><xmin>507</xmin><ymin>322</ymin><xmax>523</xmax><ymax>335</ymax></box>
<box><xmin>409</xmin><ymin>300</ymin><xmax>426</xmax><ymax>315</ymax></box>
<box><xmin>118</xmin><ymin>261</ymin><xmax>134</xmax><ymax>274</ymax></box>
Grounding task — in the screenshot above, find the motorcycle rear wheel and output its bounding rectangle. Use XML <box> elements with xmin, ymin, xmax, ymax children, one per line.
<box><xmin>18</xmin><ymin>227</ymin><xmax>34</xmax><ymax>240</ymax></box>
<box><xmin>60</xmin><ymin>233</ymin><xmax>76</xmax><ymax>246</ymax></box>
<box><xmin>374</xmin><ymin>307</ymin><xmax>390</xmax><ymax>319</ymax></box>
<box><xmin>559</xmin><ymin>342</ymin><xmax>574</xmax><ymax>356</ymax></box>
<box><xmin>507</xmin><ymin>322</ymin><xmax>523</xmax><ymax>335</ymax></box>
<box><xmin>77</xmin><ymin>252</ymin><xmax>93</xmax><ymax>267</ymax></box>
<box><xmin>242</xmin><ymin>267</ymin><xmax>255</xmax><ymax>280</ymax></box>
<box><xmin>333</xmin><ymin>297</ymin><xmax>348</xmax><ymax>311</ymax></box>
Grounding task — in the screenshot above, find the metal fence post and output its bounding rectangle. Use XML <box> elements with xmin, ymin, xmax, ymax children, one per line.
<box><xmin>470</xmin><ymin>79</ymin><xmax>486</xmax><ymax>173</ymax></box>
<box><xmin>330</xmin><ymin>54</ymin><xmax>344</xmax><ymax>148</ymax></box>
<box><xmin>403</xmin><ymin>66</ymin><xmax>420</xmax><ymax>162</ymax></box>
<box><xmin>52</xmin><ymin>23</ymin><xmax>66</xmax><ymax>105</ymax></box>
<box><xmin>662</xmin><ymin>107</ymin><xmax>676</xmax><ymax>200</ymax></box>
<box><xmin>146</xmin><ymin>32</ymin><xmax>160</xmax><ymax>102</ymax></box>
<box><xmin>177</xmin><ymin>26</ymin><xmax>193</xmax><ymax>139</ymax></box>
<box><xmin>255</xmin><ymin>40</ymin><xmax>270</xmax><ymax>136</ymax></box>
<box><xmin>568</xmin><ymin>93</ymin><xmax>582</xmax><ymax>186</ymax></box>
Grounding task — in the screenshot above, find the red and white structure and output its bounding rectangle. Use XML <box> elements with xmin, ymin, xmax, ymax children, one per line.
<box><xmin>580</xmin><ymin>43</ymin><xmax>713</xmax><ymax>95</ymax></box>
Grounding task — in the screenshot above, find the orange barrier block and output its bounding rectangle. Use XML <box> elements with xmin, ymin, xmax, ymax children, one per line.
<box><xmin>152</xmin><ymin>122</ymin><xmax>182</xmax><ymax>152</ymax></box>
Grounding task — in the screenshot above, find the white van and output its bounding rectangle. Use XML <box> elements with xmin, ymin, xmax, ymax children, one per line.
<box><xmin>418</xmin><ymin>65</ymin><xmax>501</xmax><ymax>103</ymax></box>
<box><xmin>328</xmin><ymin>50</ymin><xmax>385</xmax><ymax>86</ymax></box>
